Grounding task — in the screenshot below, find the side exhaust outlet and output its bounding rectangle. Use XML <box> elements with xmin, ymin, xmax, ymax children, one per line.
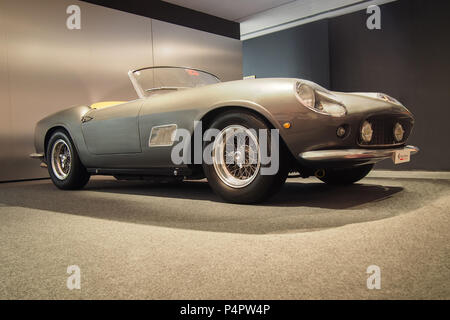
<box><xmin>314</xmin><ymin>169</ymin><xmax>326</xmax><ymax>179</ymax></box>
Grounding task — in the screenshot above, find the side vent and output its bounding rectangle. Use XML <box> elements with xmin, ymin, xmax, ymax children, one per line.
<box><xmin>149</xmin><ymin>124</ymin><xmax>177</xmax><ymax>147</ymax></box>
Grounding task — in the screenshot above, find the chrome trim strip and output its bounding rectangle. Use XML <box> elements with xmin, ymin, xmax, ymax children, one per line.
<box><xmin>300</xmin><ymin>145</ymin><xmax>419</xmax><ymax>162</ymax></box>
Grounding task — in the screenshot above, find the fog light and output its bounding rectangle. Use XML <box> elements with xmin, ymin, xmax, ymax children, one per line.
<box><xmin>361</xmin><ymin>121</ymin><xmax>373</xmax><ymax>143</ymax></box>
<box><xmin>337</xmin><ymin>126</ymin><xmax>346</xmax><ymax>138</ymax></box>
<box><xmin>393</xmin><ymin>122</ymin><xmax>405</xmax><ymax>142</ymax></box>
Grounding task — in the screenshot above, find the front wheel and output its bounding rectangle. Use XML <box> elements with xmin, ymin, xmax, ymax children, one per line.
<box><xmin>318</xmin><ymin>164</ymin><xmax>374</xmax><ymax>185</ymax></box>
<box><xmin>202</xmin><ymin>111</ymin><xmax>288</xmax><ymax>204</ymax></box>
<box><xmin>46</xmin><ymin>130</ymin><xmax>90</xmax><ymax>190</ymax></box>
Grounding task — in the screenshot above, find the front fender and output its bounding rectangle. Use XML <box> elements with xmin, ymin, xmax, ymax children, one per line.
<box><xmin>199</xmin><ymin>100</ymin><xmax>285</xmax><ymax>131</ymax></box>
<box><xmin>34</xmin><ymin>105</ymin><xmax>90</xmax><ymax>160</ymax></box>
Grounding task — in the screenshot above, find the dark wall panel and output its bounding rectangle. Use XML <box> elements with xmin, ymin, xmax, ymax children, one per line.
<box><xmin>243</xmin><ymin>20</ymin><xmax>330</xmax><ymax>88</ymax></box>
<box><xmin>329</xmin><ymin>0</ymin><xmax>450</xmax><ymax>170</ymax></box>
<box><xmin>243</xmin><ymin>0</ymin><xmax>449</xmax><ymax>171</ymax></box>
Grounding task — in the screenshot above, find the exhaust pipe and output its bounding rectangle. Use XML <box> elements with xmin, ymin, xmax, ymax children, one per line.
<box><xmin>314</xmin><ymin>169</ymin><xmax>326</xmax><ymax>179</ymax></box>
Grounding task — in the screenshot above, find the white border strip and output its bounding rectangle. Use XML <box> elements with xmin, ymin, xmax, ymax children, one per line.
<box><xmin>240</xmin><ymin>0</ymin><xmax>397</xmax><ymax>40</ymax></box>
<box><xmin>368</xmin><ymin>170</ymin><xmax>450</xmax><ymax>180</ymax></box>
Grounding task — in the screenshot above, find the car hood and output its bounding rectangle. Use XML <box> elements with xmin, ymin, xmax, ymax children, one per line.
<box><xmin>331</xmin><ymin>91</ymin><xmax>412</xmax><ymax>116</ymax></box>
<box><xmin>218</xmin><ymin>78</ymin><xmax>412</xmax><ymax>116</ymax></box>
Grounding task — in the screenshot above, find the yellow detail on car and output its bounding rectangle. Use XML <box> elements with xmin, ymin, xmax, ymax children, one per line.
<box><xmin>90</xmin><ymin>101</ymin><xmax>127</xmax><ymax>109</ymax></box>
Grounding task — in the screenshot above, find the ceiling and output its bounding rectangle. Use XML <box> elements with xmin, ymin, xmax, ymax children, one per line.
<box><xmin>163</xmin><ymin>0</ymin><xmax>295</xmax><ymax>21</ymax></box>
<box><xmin>163</xmin><ymin>0</ymin><xmax>397</xmax><ymax>39</ymax></box>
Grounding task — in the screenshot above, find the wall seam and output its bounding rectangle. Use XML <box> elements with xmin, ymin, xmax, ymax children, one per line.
<box><xmin>327</xmin><ymin>18</ymin><xmax>333</xmax><ymax>90</ymax></box>
<box><xmin>150</xmin><ymin>19</ymin><xmax>155</xmax><ymax>66</ymax></box>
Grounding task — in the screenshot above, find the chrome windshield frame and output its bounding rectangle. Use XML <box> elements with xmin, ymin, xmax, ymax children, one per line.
<box><xmin>128</xmin><ymin>66</ymin><xmax>221</xmax><ymax>99</ymax></box>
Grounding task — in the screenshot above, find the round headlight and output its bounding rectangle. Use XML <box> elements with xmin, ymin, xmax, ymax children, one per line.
<box><xmin>296</xmin><ymin>83</ymin><xmax>315</xmax><ymax>109</ymax></box>
<box><xmin>393</xmin><ymin>122</ymin><xmax>405</xmax><ymax>142</ymax></box>
<box><xmin>361</xmin><ymin>121</ymin><xmax>373</xmax><ymax>143</ymax></box>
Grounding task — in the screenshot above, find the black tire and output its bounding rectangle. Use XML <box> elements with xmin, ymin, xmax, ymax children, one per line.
<box><xmin>318</xmin><ymin>164</ymin><xmax>374</xmax><ymax>185</ymax></box>
<box><xmin>202</xmin><ymin>111</ymin><xmax>289</xmax><ymax>204</ymax></box>
<box><xmin>46</xmin><ymin>130</ymin><xmax>90</xmax><ymax>190</ymax></box>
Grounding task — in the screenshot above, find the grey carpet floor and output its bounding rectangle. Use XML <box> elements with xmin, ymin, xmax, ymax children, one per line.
<box><xmin>0</xmin><ymin>175</ymin><xmax>449</xmax><ymax>299</ymax></box>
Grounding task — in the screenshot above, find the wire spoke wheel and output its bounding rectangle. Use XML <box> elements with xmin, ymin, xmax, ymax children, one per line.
<box><xmin>212</xmin><ymin>125</ymin><xmax>260</xmax><ymax>188</ymax></box>
<box><xmin>51</xmin><ymin>139</ymin><xmax>72</xmax><ymax>180</ymax></box>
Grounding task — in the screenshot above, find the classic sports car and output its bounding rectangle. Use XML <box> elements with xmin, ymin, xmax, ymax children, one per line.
<box><xmin>31</xmin><ymin>66</ymin><xmax>418</xmax><ymax>203</ymax></box>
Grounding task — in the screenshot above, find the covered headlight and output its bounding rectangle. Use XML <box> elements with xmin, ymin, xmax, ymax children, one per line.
<box><xmin>295</xmin><ymin>82</ymin><xmax>346</xmax><ymax>117</ymax></box>
<box><xmin>377</xmin><ymin>93</ymin><xmax>401</xmax><ymax>105</ymax></box>
<box><xmin>295</xmin><ymin>83</ymin><xmax>315</xmax><ymax>109</ymax></box>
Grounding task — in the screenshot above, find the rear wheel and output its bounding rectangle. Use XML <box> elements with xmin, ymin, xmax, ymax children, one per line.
<box><xmin>46</xmin><ymin>130</ymin><xmax>90</xmax><ymax>190</ymax></box>
<box><xmin>202</xmin><ymin>111</ymin><xmax>288</xmax><ymax>204</ymax></box>
<box><xmin>318</xmin><ymin>164</ymin><xmax>374</xmax><ymax>185</ymax></box>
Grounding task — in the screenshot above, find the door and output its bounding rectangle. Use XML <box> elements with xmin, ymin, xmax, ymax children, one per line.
<box><xmin>81</xmin><ymin>100</ymin><xmax>143</xmax><ymax>155</ymax></box>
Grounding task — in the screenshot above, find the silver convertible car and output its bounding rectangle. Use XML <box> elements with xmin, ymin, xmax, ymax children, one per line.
<box><xmin>31</xmin><ymin>66</ymin><xmax>418</xmax><ymax>203</ymax></box>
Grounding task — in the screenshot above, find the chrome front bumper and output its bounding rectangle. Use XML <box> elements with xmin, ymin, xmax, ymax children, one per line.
<box><xmin>299</xmin><ymin>145</ymin><xmax>419</xmax><ymax>162</ymax></box>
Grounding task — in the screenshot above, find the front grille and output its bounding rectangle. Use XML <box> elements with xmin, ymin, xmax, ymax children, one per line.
<box><xmin>358</xmin><ymin>116</ymin><xmax>413</xmax><ymax>147</ymax></box>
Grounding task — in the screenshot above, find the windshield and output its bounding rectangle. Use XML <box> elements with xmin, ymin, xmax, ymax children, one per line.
<box><xmin>128</xmin><ymin>66</ymin><xmax>220</xmax><ymax>98</ymax></box>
